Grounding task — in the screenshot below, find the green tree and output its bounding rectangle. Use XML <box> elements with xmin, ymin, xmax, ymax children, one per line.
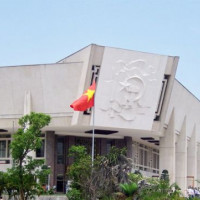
<box><xmin>67</xmin><ymin>145</ymin><xmax>132</xmax><ymax>200</ymax></box>
<box><xmin>67</xmin><ymin>145</ymin><xmax>92</xmax><ymax>200</ymax></box>
<box><xmin>9</xmin><ymin>112</ymin><xmax>51</xmax><ymax>200</ymax></box>
<box><xmin>0</xmin><ymin>171</ymin><xmax>6</xmax><ymax>197</ymax></box>
<box><xmin>138</xmin><ymin>177</ymin><xmax>182</xmax><ymax>200</ymax></box>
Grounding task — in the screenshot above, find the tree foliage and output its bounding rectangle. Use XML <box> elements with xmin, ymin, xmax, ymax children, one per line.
<box><xmin>67</xmin><ymin>146</ymin><xmax>184</xmax><ymax>200</ymax></box>
<box><xmin>7</xmin><ymin>112</ymin><xmax>51</xmax><ymax>200</ymax></box>
<box><xmin>11</xmin><ymin>112</ymin><xmax>51</xmax><ymax>161</ymax></box>
<box><xmin>138</xmin><ymin>177</ymin><xmax>182</xmax><ymax>200</ymax></box>
<box><xmin>67</xmin><ymin>145</ymin><xmax>132</xmax><ymax>200</ymax></box>
<box><xmin>0</xmin><ymin>171</ymin><xmax>6</xmax><ymax>197</ymax></box>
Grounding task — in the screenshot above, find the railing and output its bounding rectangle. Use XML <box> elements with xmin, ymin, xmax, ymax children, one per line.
<box><xmin>132</xmin><ymin>164</ymin><xmax>159</xmax><ymax>175</ymax></box>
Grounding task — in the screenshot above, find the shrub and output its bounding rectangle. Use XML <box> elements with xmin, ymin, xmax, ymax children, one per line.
<box><xmin>67</xmin><ymin>188</ymin><xmax>83</xmax><ymax>200</ymax></box>
<box><xmin>120</xmin><ymin>182</ymin><xmax>138</xmax><ymax>197</ymax></box>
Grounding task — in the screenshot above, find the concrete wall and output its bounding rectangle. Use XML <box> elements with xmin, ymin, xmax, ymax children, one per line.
<box><xmin>0</xmin><ymin>63</ymin><xmax>82</xmax><ymax>115</ymax></box>
<box><xmin>0</xmin><ymin>63</ymin><xmax>83</xmax><ymax>130</ymax></box>
<box><xmin>165</xmin><ymin>80</ymin><xmax>200</xmax><ymax>139</ymax></box>
<box><xmin>161</xmin><ymin>80</ymin><xmax>200</xmax><ymax>191</ymax></box>
<box><xmin>59</xmin><ymin>44</ymin><xmax>105</xmax><ymax>127</ymax></box>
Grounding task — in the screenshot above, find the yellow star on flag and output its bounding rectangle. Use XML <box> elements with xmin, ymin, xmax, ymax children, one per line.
<box><xmin>84</xmin><ymin>89</ymin><xmax>95</xmax><ymax>102</ymax></box>
<box><xmin>70</xmin><ymin>81</ymin><xmax>96</xmax><ymax>111</ymax></box>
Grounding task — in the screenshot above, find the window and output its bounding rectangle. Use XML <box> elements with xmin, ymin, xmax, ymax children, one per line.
<box><xmin>36</xmin><ymin>139</ymin><xmax>45</xmax><ymax>158</ymax></box>
<box><xmin>133</xmin><ymin>141</ymin><xmax>159</xmax><ymax>174</ymax></box>
<box><xmin>56</xmin><ymin>174</ymin><xmax>64</xmax><ymax>192</ymax></box>
<box><xmin>75</xmin><ymin>137</ymin><xmax>94</xmax><ymax>154</ymax></box>
<box><xmin>36</xmin><ymin>134</ymin><xmax>45</xmax><ymax>158</ymax></box>
<box><xmin>0</xmin><ymin>141</ymin><xmax>6</xmax><ymax>158</ymax></box>
<box><xmin>153</xmin><ymin>152</ymin><xmax>159</xmax><ymax>170</ymax></box>
<box><xmin>0</xmin><ymin>134</ymin><xmax>10</xmax><ymax>138</ymax></box>
<box><xmin>106</xmin><ymin>140</ymin><xmax>114</xmax><ymax>153</ymax></box>
<box><xmin>83</xmin><ymin>65</ymin><xmax>100</xmax><ymax>115</ymax></box>
<box><xmin>0</xmin><ymin>135</ymin><xmax>11</xmax><ymax>158</ymax></box>
<box><xmin>139</xmin><ymin>147</ymin><xmax>148</xmax><ymax>171</ymax></box>
<box><xmin>57</xmin><ymin>137</ymin><xmax>64</xmax><ymax>164</ymax></box>
<box><xmin>155</xmin><ymin>75</ymin><xmax>169</xmax><ymax>120</ymax></box>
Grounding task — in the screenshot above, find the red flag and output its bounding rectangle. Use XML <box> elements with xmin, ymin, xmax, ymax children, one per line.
<box><xmin>70</xmin><ymin>81</ymin><xmax>96</xmax><ymax>111</ymax></box>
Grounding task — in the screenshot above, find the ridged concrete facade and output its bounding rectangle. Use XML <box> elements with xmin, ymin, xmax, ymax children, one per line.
<box><xmin>0</xmin><ymin>44</ymin><xmax>199</xmax><ymax>194</ymax></box>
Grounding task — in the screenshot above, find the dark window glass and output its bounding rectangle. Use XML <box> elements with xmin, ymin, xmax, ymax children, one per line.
<box><xmin>57</xmin><ymin>138</ymin><xmax>64</xmax><ymax>164</ymax></box>
<box><xmin>75</xmin><ymin>137</ymin><xmax>92</xmax><ymax>154</ymax></box>
<box><xmin>7</xmin><ymin>140</ymin><xmax>10</xmax><ymax>157</ymax></box>
<box><xmin>106</xmin><ymin>140</ymin><xmax>114</xmax><ymax>153</ymax></box>
<box><xmin>153</xmin><ymin>153</ymin><xmax>159</xmax><ymax>169</ymax></box>
<box><xmin>139</xmin><ymin>149</ymin><xmax>143</xmax><ymax>165</ymax></box>
<box><xmin>0</xmin><ymin>134</ymin><xmax>10</xmax><ymax>138</ymax></box>
<box><xmin>0</xmin><ymin>141</ymin><xmax>6</xmax><ymax>158</ymax></box>
<box><xmin>36</xmin><ymin>139</ymin><xmax>45</xmax><ymax>157</ymax></box>
<box><xmin>57</xmin><ymin>175</ymin><xmax>64</xmax><ymax>192</ymax></box>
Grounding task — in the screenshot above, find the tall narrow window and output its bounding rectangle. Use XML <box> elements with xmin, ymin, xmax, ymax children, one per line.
<box><xmin>84</xmin><ymin>65</ymin><xmax>100</xmax><ymax>115</ymax></box>
<box><xmin>0</xmin><ymin>141</ymin><xmax>6</xmax><ymax>158</ymax></box>
<box><xmin>36</xmin><ymin>139</ymin><xmax>45</xmax><ymax>158</ymax></box>
<box><xmin>0</xmin><ymin>137</ymin><xmax>11</xmax><ymax>158</ymax></box>
<box><xmin>57</xmin><ymin>138</ymin><xmax>64</xmax><ymax>164</ymax></box>
<box><xmin>57</xmin><ymin>174</ymin><xmax>64</xmax><ymax>192</ymax></box>
<box><xmin>106</xmin><ymin>140</ymin><xmax>112</xmax><ymax>154</ymax></box>
<box><xmin>36</xmin><ymin>134</ymin><xmax>45</xmax><ymax>158</ymax></box>
<box><xmin>7</xmin><ymin>140</ymin><xmax>10</xmax><ymax>158</ymax></box>
<box><xmin>155</xmin><ymin>75</ymin><xmax>169</xmax><ymax>120</ymax></box>
<box><xmin>152</xmin><ymin>149</ymin><xmax>159</xmax><ymax>174</ymax></box>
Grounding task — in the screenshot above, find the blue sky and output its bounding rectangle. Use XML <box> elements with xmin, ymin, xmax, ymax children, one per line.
<box><xmin>1</xmin><ymin>0</ymin><xmax>200</xmax><ymax>99</ymax></box>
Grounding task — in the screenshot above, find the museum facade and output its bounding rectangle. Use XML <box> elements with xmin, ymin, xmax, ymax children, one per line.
<box><xmin>0</xmin><ymin>44</ymin><xmax>200</xmax><ymax>193</ymax></box>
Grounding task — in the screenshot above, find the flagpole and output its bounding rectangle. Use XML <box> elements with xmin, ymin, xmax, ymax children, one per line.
<box><xmin>91</xmin><ymin>97</ymin><xmax>95</xmax><ymax>166</ymax></box>
<box><xmin>70</xmin><ymin>80</ymin><xmax>96</xmax><ymax>165</ymax></box>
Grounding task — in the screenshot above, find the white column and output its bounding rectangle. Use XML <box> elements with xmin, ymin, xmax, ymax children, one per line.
<box><xmin>24</xmin><ymin>91</ymin><xmax>35</xmax><ymax>157</ymax></box>
<box><xmin>175</xmin><ymin>116</ymin><xmax>187</xmax><ymax>193</ymax></box>
<box><xmin>187</xmin><ymin>125</ymin><xmax>197</xmax><ymax>187</ymax></box>
<box><xmin>24</xmin><ymin>90</ymin><xmax>32</xmax><ymax>115</ymax></box>
<box><xmin>160</xmin><ymin>109</ymin><xmax>175</xmax><ymax>183</ymax></box>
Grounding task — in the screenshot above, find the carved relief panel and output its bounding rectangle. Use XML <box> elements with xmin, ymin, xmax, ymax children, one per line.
<box><xmin>94</xmin><ymin>47</ymin><xmax>168</xmax><ymax>130</ymax></box>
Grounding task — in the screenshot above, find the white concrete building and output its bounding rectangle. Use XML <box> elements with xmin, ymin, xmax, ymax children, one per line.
<box><xmin>0</xmin><ymin>44</ymin><xmax>199</xmax><ymax>193</ymax></box>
